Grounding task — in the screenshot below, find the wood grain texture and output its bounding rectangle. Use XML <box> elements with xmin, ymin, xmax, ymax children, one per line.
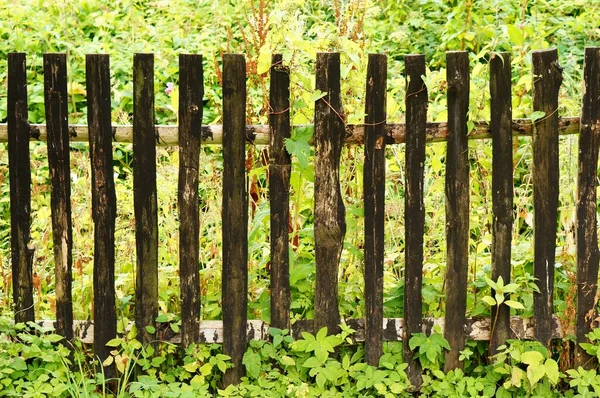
<box><xmin>444</xmin><ymin>51</ymin><xmax>470</xmax><ymax>372</ymax></box>
<box><xmin>363</xmin><ymin>54</ymin><xmax>387</xmax><ymax>366</ymax></box>
<box><xmin>86</xmin><ymin>54</ymin><xmax>117</xmax><ymax>372</ymax></box>
<box><xmin>314</xmin><ymin>52</ymin><xmax>346</xmax><ymax>335</ymax></box>
<box><xmin>575</xmin><ymin>47</ymin><xmax>600</xmax><ymax>367</ymax></box>
<box><xmin>403</xmin><ymin>54</ymin><xmax>427</xmax><ymax>388</ymax></box>
<box><xmin>269</xmin><ymin>54</ymin><xmax>291</xmax><ymax>330</ymax></box>
<box><xmin>222</xmin><ymin>54</ymin><xmax>248</xmax><ymax>386</ymax></box>
<box><xmin>44</xmin><ymin>53</ymin><xmax>73</xmax><ymax>340</ymax></box>
<box><xmin>8</xmin><ymin>53</ymin><xmax>34</xmax><ymax>324</ymax></box>
<box><xmin>178</xmin><ymin>54</ymin><xmax>203</xmax><ymax>347</ymax></box>
<box><xmin>133</xmin><ymin>53</ymin><xmax>158</xmax><ymax>346</ymax></box>
<box><xmin>532</xmin><ymin>49</ymin><xmax>562</xmax><ymax>348</ymax></box>
<box><xmin>489</xmin><ymin>52</ymin><xmax>513</xmax><ymax>356</ymax></box>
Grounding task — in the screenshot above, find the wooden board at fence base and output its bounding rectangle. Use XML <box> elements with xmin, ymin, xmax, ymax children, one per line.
<box><xmin>532</xmin><ymin>49</ymin><xmax>562</xmax><ymax>348</ymax></box>
<box><xmin>364</xmin><ymin>54</ymin><xmax>387</xmax><ymax>367</ymax></box>
<box><xmin>44</xmin><ymin>53</ymin><xmax>74</xmax><ymax>341</ymax></box>
<box><xmin>8</xmin><ymin>53</ymin><xmax>34</xmax><ymax>324</ymax></box>
<box><xmin>444</xmin><ymin>51</ymin><xmax>470</xmax><ymax>372</ymax></box>
<box><xmin>575</xmin><ymin>47</ymin><xmax>600</xmax><ymax>368</ymax></box>
<box><xmin>314</xmin><ymin>52</ymin><xmax>346</xmax><ymax>335</ymax></box>
<box><xmin>269</xmin><ymin>54</ymin><xmax>291</xmax><ymax>331</ymax></box>
<box><xmin>133</xmin><ymin>53</ymin><xmax>159</xmax><ymax>347</ymax></box>
<box><xmin>489</xmin><ymin>52</ymin><xmax>513</xmax><ymax>356</ymax></box>
<box><xmin>0</xmin><ymin>116</ymin><xmax>584</xmax><ymax>146</ymax></box>
<box><xmin>403</xmin><ymin>53</ymin><xmax>427</xmax><ymax>389</ymax></box>
<box><xmin>38</xmin><ymin>316</ymin><xmax>563</xmax><ymax>345</ymax></box>
<box><xmin>86</xmin><ymin>54</ymin><xmax>117</xmax><ymax>374</ymax></box>
<box><xmin>222</xmin><ymin>54</ymin><xmax>248</xmax><ymax>386</ymax></box>
<box><xmin>178</xmin><ymin>54</ymin><xmax>203</xmax><ymax>347</ymax></box>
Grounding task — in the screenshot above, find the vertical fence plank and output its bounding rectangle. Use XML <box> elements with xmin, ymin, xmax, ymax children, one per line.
<box><xmin>222</xmin><ymin>54</ymin><xmax>248</xmax><ymax>385</ymax></box>
<box><xmin>532</xmin><ymin>49</ymin><xmax>562</xmax><ymax>347</ymax></box>
<box><xmin>575</xmin><ymin>47</ymin><xmax>600</xmax><ymax>367</ymax></box>
<box><xmin>43</xmin><ymin>53</ymin><xmax>73</xmax><ymax>340</ymax></box>
<box><xmin>269</xmin><ymin>54</ymin><xmax>291</xmax><ymax>331</ymax></box>
<box><xmin>444</xmin><ymin>51</ymin><xmax>470</xmax><ymax>372</ymax></box>
<box><xmin>133</xmin><ymin>53</ymin><xmax>158</xmax><ymax>346</ymax></box>
<box><xmin>8</xmin><ymin>53</ymin><xmax>34</xmax><ymax>324</ymax></box>
<box><xmin>314</xmin><ymin>52</ymin><xmax>345</xmax><ymax>335</ymax></box>
<box><xmin>403</xmin><ymin>54</ymin><xmax>427</xmax><ymax>387</ymax></box>
<box><xmin>178</xmin><ymin>54</ymin><xmax>203</xmax><ymax>347</ymax></box>
<box><xmin>489</xmin><ymin>52</ymin><xmax>513</xmax><ymax>356</ymax></box>
<box><xmin>364</xmin><ymin>53</ymin><xmax>387</xmax><ymax>366</ymax></box>
<box><xmin>86</xmin><ymin>54</ymin><xmax>117</xmax><ymax>371</ymax></box>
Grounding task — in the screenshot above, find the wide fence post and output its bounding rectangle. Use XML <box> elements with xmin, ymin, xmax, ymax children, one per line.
<box><xmin>8</xmin><ymin>53</ymin><xmax>34</xmax><ymax>324</ymax></box>
<box><xmin>403</xmin><ymin>53</ymin><xmax>427</xmax><ymax>388</ymax></box>
<box><xmin>133</xmin><ymin>53</ymin><xmax>159</xmax><ymax>346</ymax></box>
<box><xmin>363</xmin><ymin>53</ymin><xmax>386</xmax><ymax>366</ymax></box>
<box><xmin>575</xmin><ymin>47</ymin><xmax>600</xmax><ymax>367</ymax></box>
<box><xmin>86</xmin><ymin>54</ymin><xmax>117</xmax><ymax>373</ymax></box>
<box><xmin>532</xmin><ymin>49</ymin><xmax>561</xmax><ymax>348</ymax></box>
<box><xmin>178</xmin><ymin>54</ymin><xmax>203</xmax><ymax>347</ymax></box>
<box><xmin>489</xmin><ymin>52</ymin><xmax>513</xmax><ymax>355</ymax></box>
<box><xmin>444</xmin><ymin>51</ymin><xmax>470</xmax><ymax>372</ymax></box>
<box><xmin>44</xmin><ymin>53</ymin><xmax>73</xmax><ymax>341</ymax></box>
<box><xmin>222</xmin><ymin>53</ymin><xmax>248</xmax><ymax>386</ymax></box>
<box><xmin>269</xmin><ymin>54</ymin><xmax>291</xmax><ymax>331</ymax></box>
<box><xmin>314</xmin><ymin>52</ymin><xmax>345</xmax><ymax>335</ymax></box>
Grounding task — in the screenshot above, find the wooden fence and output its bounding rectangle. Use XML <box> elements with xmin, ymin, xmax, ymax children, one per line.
<box><xmin>2</xmin><ymin>48</ymin><xmax>600</xmax><ymax>386</ymax></box>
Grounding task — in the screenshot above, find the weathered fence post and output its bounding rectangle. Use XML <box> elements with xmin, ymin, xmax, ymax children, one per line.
<box><xmin>269</xmin><ymin>54</ymin><xmax>291</xmax><ymax>331</ymax></box>
<box><xmin>222</xmin><ymin>53</ymin><xmax>248</xmax><ymax>386</ymax></box>
<box><xmin>364</xmin><ymin>53</ymin><xmax>386</xmax><ymax>366</ymax></box>
<box><xmin>404</xmin><ymin>53</ymin><xmax>427</xmax><ymax>388</ymax></box>
<box><xmin>8</xmin><ymin>53</ymin><xmax>34</xmax><ymax>324</ymax></box>
<box><xmin>86</xmin><ymin>54</ymin><xmax>117</xmax><ymax>372</ymax></box>
<box><xmin>532</xmin><ymin>49</ymin><xmax>562</xmax><ymax>348</ymax></box>
<box><xmin>575</xmin><ymin>47</ymin><xmax>600</xmax><ymax>367</ymax></box>
<box><xmin>314</xmin><ymin>52</ymin><xmax>345</xmax><ymax>335</ymax></box>
<box><xmin>178</xmin><ymin>54</ymin><xmax>203</xmax><ymax>347</ymax></box>
<box><xmin>489</xmin><ymin>52</ymin><xmax>513</xmax><ymax>355</ymax></box>
<box><xmin>444</xmin><ymin>51</ymin><xmax>470</xmax><ymax>372</ymax></box>
<box><xmin>44</xmin><ymin>53</ymin><xmax>73</xmax><ymax>340</ymax></box>
<box><xmin>133</xmin><ymin>53</ymin><xmax>159</xmax><ymax>346</ymax></box>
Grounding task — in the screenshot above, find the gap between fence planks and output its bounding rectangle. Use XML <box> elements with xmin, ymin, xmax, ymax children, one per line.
<box><xmin>532</xmin><ymin>49</ymin><xmax>562</xmax><ymax>348</ymax></box>
<box><xmin>43</xmin><ymin>53</ymin><xmax>73</xmax><ymax>341</ymax></box>
<box><xmin>86</xmin><ymin>54</ymin><xmax>117</xmax><ymax>373</ymax></box>
<box><xmin>0</xmin><ymin>116</ymin><xmax>584</xmax><ymax>146</ymax></box>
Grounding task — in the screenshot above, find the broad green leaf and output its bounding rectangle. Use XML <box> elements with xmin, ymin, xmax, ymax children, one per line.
<box><xmin>544</xmin><ymin>359</ymin><xmax>559</xmax><ymax>385</ymax></box>
<box><xmin>45</xmin><ymin>334</ymin><xmax>64</xmax><ymax>343</ymax></box>
<box><xmin>106</xmin><ymin>338</ymin><xmax>122</xmax><ymax>347</ymax></box>
<box><xmin>527</xmin><ymin>363</ymin><xmax>546</xmax><ymax>386</ymax></box>
<box><xmin>482</xmin><ymin>296</ymin><xmax>497</xmax><ymax>306</ymax></box>
<box><xmin>316</xmin><ymin>327</ymin><xmax>328</xmax><ymax>341</ymax></box>
<box><xmin>257</xmin><ymin>47</ymin><xmax>271</xmax><ymax>75</ymax></box>
<box><xmin>145</xmin><ymin>325</ymin><xmax>156</xmax><ymax>334</ymax></box>
<box><xmin>200</xmin><ymin>362</ymin><xmax>213</xmax><ymax>376</ymax></box>
<box><xmin>507</xmin><ymin>25</ymin><xmax>524</xmax><ymax>45</ymax></box>
<box><xmin>504</xmin><ymin>300</ymin><xmax>525</xmax><ymax>309</ymax></box>
<box><xmin>530</xmin><ymin>111</ymin><xmax>545</xmax><ymax>122</ymax></box>
<box><xmin>183</xmin><ymin>362</ymin><xmax>198</xmax><ymax>373</ymax></box>
<box><xmin>521</xmin><ymin>351</ymin><xmax>544</xmax><ymax>365</ymax></box>
<box><xmin>281</xmin><ymin>355</ymin><xmax>295</xmax><ymax>366</ymax></box>
<box><xmin>302</xmin><ymin>356</ymin><xmax>322</xmax><ymax>368</ymax></box>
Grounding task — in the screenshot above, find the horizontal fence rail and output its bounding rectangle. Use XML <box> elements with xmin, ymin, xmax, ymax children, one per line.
<box><xmin>2</xmin><ymin>48</ymin><xmax>600</xmax><ymax>387</ymax></box>
<box><xmin>0</xmin><ymin>116</ymin><xmax>585</xmax><ymax>145</ymax></box>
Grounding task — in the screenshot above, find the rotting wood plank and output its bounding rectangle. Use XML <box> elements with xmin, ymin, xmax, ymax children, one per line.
<box><xmin>44</xmin><ymin>53</ymin><xmax>73</xmax><ymax>340</ymax></box>
<box><xmin>222</xmin><ymin>54</ymin><xmax>248</xmax><ymax>386</ymax></box>
<box><xmin>269</xmin><ymin>54</ymin><xmax>291</xmax><ymax>331</ymax></box>
<box><xmin>575</xmin><ymin>47</ymin><xmax>600</xmax><ymax>368</ymax></box>
<box><xmin>532</xmin><ymin>49</ymin><xmax>562</xmax><ymax>348</ymax></box>
<box><xmin>489</xmin><ymin>52</ymin><xmax>513</xmax><ymax>356</ymax></box>
<box><xmin>364</xmin><ymin>54</ymin><xmax>387</xmax><ymax>367</ymax></box>
<box><xmin>0</xmin><ymin>116</ymin><xmax>584</xmax><ymax>146</ymax></box>
<box><xmin>178</xmin><ymin>54</ymin><xmax>203</xmax><ymax>347</ymax></box>
<box><xmin>8</xmin><ymin>53</ymin><xmax>34</xmax><ymax>324</ymax></box>
<box><xmin>444</xmin><ymin>51</ymin><xmax>470</xmax><ymax>372</ymax></box>
<box><xmin>314</xmin><ymin>52</ymin><xmax>346</xmax><ymax>335</ymax></box>
<box><xmin>133</xmin><ymin>53</ymin><xmax>159</xmax><ymax>347</ymax></box>
<box><xmin>86</xmin><ymin>54</ymin><xmax>117</xmax><ymax>373</ymax></box>
<box><xmin>403</xmin><ymin>53</ymin><xmax>427</xmax><ymax>388</ymax></box>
